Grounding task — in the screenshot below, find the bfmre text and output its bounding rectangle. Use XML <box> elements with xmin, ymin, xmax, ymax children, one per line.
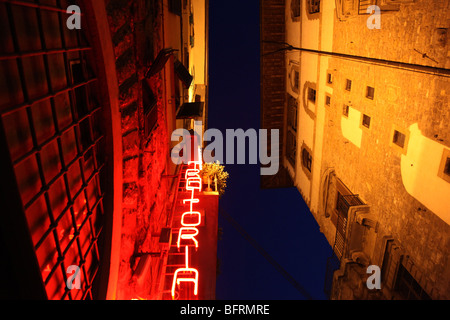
<box><xmin>225</xmin><ymin>304</ymin><xmax>270</xmax><ymax>315</ymax></box>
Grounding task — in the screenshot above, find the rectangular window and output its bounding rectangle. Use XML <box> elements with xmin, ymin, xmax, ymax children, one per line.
<box><xmin>438</xmin><ymin>149</ymin><xmax>450</xmax><ymax>183</ymax></box>
<box><xmin>302</xmin><ymin>148</ymin><xmax>312</xmax><ymax>172</ymax></box>
<box><xmin>444</xmin><ymin>157</ymin><xmax>450</xmax><ymax>176</ymax></box>
<box><xmin>308</xmin><ymin>0</ymin><xmax>320</xmax><ymax>14</ymax></box>
<box><xmin>362</xmin><ymin>114</ymin><xmax>371</xmax><ymax>128</ymax></box>
<box><xmin>343</xmin><ymin>105</ymin><xmax>349</xmax><ymax>117</ymax></box>
<box><xmin>287</xmin><ymin>94</ymin><xmax>298</xmax><ymax>132</ymax></box>
<box><xmin>286</xmin><ymin>130</ymin><xmax>297</xmax><ymax>167</ymax></box>
<box><xmin>345</xmin><ymin>79</ymin><xmax>352</xmax><ymax>91</ymax></box>
<box><xmin>393</xmin><ymin>130</ymin><xmax>406</xmax><ymax>148</ymax></box>
<box><xmin>366</xmin><ymin>86</ymin><xmax>375</xmax><ymax>99</ymax></box>
<box><xmin>395</xmin><ymin>264</ymin><xmax>431</xmax><ymax>300</ymax></box>
<box><xmin>381</xmin><ymin>239</ymin><xmax>396</xmax><ymax>287</ymax></box>
<box><xmin>325</xmin><ymin>94</ymin><xmax>331</xmax><ymax>106</ymax></box>
<box><xmin>327</xmin><ymin>73</ymin><xmax>333</xmax><ymax>84</ymax></box>
<box><xmin>294</xmin><ymin>71</ymin><xmax>299</xmax><ymax>91</ymax></box>
<box><xmin>308</xmin><ymin>88</ymin><xmax>316</xmax><ymax>103</ymax></box>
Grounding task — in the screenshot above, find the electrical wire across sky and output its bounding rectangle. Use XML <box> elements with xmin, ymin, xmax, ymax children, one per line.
<box><xmin>219</xmin><ymin>207</ymin><xmax>315</xmax><ymax>300</ymax></box>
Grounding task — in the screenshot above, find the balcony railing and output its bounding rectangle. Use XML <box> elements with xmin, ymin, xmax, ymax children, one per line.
<box><xmin>324</xmin><ymin>193</ymin><xmax>367</xmax><ymax>298</ymax></box>
<box><xmin>359</xmin><ymin>0</ymin><xmax>401</xmax><ymax>15</ymax></box>
<box><xmin>334</xmin><ymin>213</ymin><xmax>348</xmax><ymax>260</ymax></box>
<box><xmin>336</xmin><ymin>194</ymin><xmax>365</xmax><ymax>218</ymax></box>
<box><xmin>358</xmin><ymin>0</ymin><xmax>376</xmax><ymax>14</ymax></box>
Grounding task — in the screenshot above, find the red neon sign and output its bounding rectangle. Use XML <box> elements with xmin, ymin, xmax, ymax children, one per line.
<box><xmin>171</xmin><ymin>147</ymin><xmax>203</xmax><ymax>299</ymax></box>
<box><xmin>177</xmin><ymin>227</ymin><xmax>199</xmax><ymax>248</ymax></box>
<box><xmin>171</xmin><ymin>245</ymin><xmax>199</xmax><ymax>297</ymax></box>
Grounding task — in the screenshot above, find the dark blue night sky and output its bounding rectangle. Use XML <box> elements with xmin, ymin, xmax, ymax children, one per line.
<box><xmin>208</xmin><ymin>1</ymin><xmax>332</xmax><ymax>300</ymax></box>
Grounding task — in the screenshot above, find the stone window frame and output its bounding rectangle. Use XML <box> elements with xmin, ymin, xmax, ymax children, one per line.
<box><xmin>360</xmin><ymin>112</ymin><xmax>372</xmax><ymax>131</ymax></box>
<box><xmin>325</xmin><ymin>93</ymin><xmax>332</xmax><ymax>107</ymax></box>
<box><xmin>389</xmin><ymin>124</ymin><xmax>410</xmax><ymax>155</ymax></box>
<box><xmin>380</xmin><ymin>237</ymin><xmax>433</xmax><ymax>299</ymax></box>
<box><xmin>345</xmin><ymin>79</ymin><xmax>352</xmax><ymax>92</ymax></box>
<box><xmin>437</xmin><ymin>148</ymin><xmax>450</xmax><ymax>183</ymax></box>
<box><xmin>395</xmin><ymin>261</ymin><xmax>432</xmax><ymax>300</ymax></box>
<box><xmin>288</xmin><ymin>63</ymin><xmax>300</xmax><ymax>94</ymax></box>
<box><xmin>342</xmin><ymin>104</ymin><xmax>350</xmax><ymax>118</ymax></box>
<box><xmin>302</xmin><ymin>81</ymin><xmax>317</xmax><ymax>119</ymax></box>
<box><xmin>326</xmin><ymin>70</ymin><xmax>334</xmax><ymax>87</ymax></box>
<box><xmin>366</xmin><ymin>85</ymin><xmax>375</xmax><ymax>100</ymax></box>
<box><xmin>380</xmin><ymin>237</ymin><xmax>403</xmax><ymax>291</ymax></box>
<box><xmin>393</xmin><ymin>130</ymin><xmax>406</xmax><ymax>147</ymax></box>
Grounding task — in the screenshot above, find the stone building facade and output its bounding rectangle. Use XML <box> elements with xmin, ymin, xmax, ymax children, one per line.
<box><xmin>105</xmin><ymin>0</ymin><xmax>176</xmax><ymax>300</ymax></box>
<box><xmin>261</xmin><ymin>0</ymin><xmax>450</xmax><ymax>299</ymax></box>
<box><xmin>0</xmin><ymin>0</ymin><xmax>209</xmax><ymax>300</ymax></box>
<box><xmin>103</xmin><ymin>0</ymin><xmax>211</xmax><ymax>300</ymax></box>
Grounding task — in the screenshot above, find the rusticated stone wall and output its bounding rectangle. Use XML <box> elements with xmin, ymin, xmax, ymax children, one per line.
<box><xmin>105</xmin><ymin>0</ymin><xmax>175</xmax><ymax>299</ymax></box>
<box><xmin>319</xmin><ymin>0</ymin><xmax>450</xmax><ymax>299</ymax></box>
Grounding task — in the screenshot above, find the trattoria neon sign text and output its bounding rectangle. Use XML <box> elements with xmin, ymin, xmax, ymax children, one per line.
<box><xmin>171</xmin><ymin>148</ymin><xmax>203</xmax><ymax>299</ymax></box>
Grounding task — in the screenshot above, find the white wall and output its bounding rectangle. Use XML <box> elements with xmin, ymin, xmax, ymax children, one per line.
<box><xmin>401</xmin><ymin>123</ymin><xmax>450</xmax><ymax>225</ymax></box>
<box><xmin>287</xmin><ymin>0</ymin><xmax>335</xmax><ymax>207</ymax></box>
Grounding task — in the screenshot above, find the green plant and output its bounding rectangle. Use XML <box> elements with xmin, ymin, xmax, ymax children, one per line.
<box><xmin>200</xmin><ymin>161</ymin><xmax>229</xmax><ymax>196</ymax></box>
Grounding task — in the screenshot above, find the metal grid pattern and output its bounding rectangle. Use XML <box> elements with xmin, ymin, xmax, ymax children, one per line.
<box><xmin>0</xmin><ymin>0</ymin><xmax>104</xmax><ymax>300</ymax></box>
<box><xmin>395</xmin><ymin>263</ymin><xmax>431</xmax><ymax>300</ymax></box>
<box><xmin>332</xmin><ymin>193</ymin><xmax>364</xmax><ymax>260</ymax></box>
<box><xmin>336</xmin><ymin>193</ymin><xmax>364</xmax><ymax>218</ymax></box>
<box><xmin>333</xmin><ymin>213</ymin><xmax>347</xmax><ymax>260</ymax></box>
